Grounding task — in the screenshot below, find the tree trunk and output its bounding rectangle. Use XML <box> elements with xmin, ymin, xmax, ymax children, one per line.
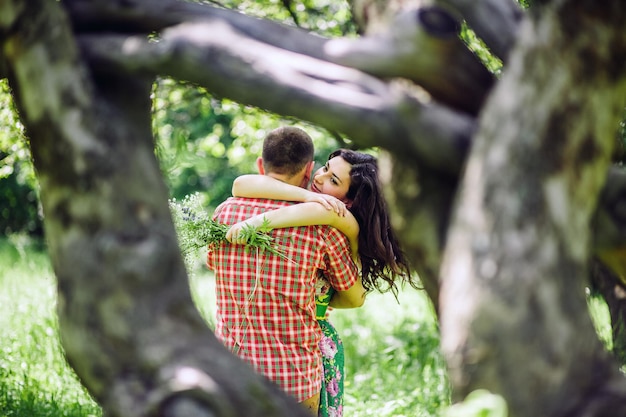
<box><xmin>380</xmin><ymin>151</ymin><xmax>457</xmax><ymax>312</ymax></box>
<box><xmin>438</xmin><ymin>1</ymin><xmax>626</xmax><ymax>416</ymax></box>
<box><xmin>1</xmin><ymin>1</ymin><xmax>316</xmax><ymax>416</ymax></box>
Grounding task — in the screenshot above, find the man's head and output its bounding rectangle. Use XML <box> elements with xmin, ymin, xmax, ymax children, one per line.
<box><xmin>257</xmin><ymin>126</ymin><xmax>315</xmax><ymax>187</ymax></box>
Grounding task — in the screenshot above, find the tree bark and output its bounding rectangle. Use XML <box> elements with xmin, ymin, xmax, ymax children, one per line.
<box><xmin>439</xmin><ymin>1</ymin><xmax>626</xmax><ymax>416</ymax></box>
<box><xmin>324</xmin><ymin>4</ymin><xmax>496</xmax><ymax>114</ymax></box>
<box><xmin>77</xmin><ymin>24</ymin><xmax>475</xmax><ymax>176</ymax></box>
<box><xmin>65</xmin><ymin>0</ymin><xmax>495</xmax><ymax>115</ymax></box>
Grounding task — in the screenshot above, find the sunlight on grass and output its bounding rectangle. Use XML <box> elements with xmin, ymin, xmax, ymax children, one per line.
<box><xmin>0</xmin><ymin>239</ymin><xmax>101</xmax><ymax>417</ymax></box>
<box><xmin>332</xmin><ymin>287</ymin><xmax>449</xmax><ymax>417</ymax></box>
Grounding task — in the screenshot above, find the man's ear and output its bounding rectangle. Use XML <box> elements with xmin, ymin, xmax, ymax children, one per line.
<box><xmin>299</xmin><ymin>161</ymin><xmax>315</xmax><ymax>189</ymax></box>
<box><xmin>256</xmin><ymin>157</ymin><xmax>265</xmax><ymax>175</ymax></box>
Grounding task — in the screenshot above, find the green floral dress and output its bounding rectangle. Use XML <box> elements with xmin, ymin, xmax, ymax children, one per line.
<box><xmin>315</xmin><ymin>279</ymin><xmax>344</xmax><ymax>417</ymax></box>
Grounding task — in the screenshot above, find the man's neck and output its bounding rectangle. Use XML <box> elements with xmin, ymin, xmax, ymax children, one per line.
<box><xmin>267</xmin><ymin>173</ymin><xmax>299</xmax><ymax>187</ymax></box>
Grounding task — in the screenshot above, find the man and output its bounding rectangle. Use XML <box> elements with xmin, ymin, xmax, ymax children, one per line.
<box><xmin>206</xmin><ymin>126</ymin><xmax>361</xmax><ymax>413</ymax></box>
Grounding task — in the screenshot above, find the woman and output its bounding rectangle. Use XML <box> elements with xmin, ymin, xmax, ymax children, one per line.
<box><xmin>227</xmin><ymin>149</ymin><xmax>415</xmax><ymax>416</ymax></box>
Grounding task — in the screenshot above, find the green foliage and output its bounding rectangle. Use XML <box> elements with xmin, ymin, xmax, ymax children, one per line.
<box><xmin>0</xmin><ymin>80</ymin><xmax>42</xmax><ymax>236</ymax></box>
<box><xmin>0</xmin><ymin>80</ymin><xmax>30</xmax><ymax>181</ymax></box>
<box><xmin>152</xmin><ymin>0</ymin><xmax>359</xmax><ymax>210</ymax></box>
<box><xmin>213</xmin><ymin>0</ymin><xmax>356</xmax><ymax>36</ymax></box>
<box><xmin>152</xmin><ymin>78</ymin><xmax>239</xmax><ymax>206</ymax></box>
<box><xmin>587</xmin><ymin>290</ymin><xmax>613</xmax><ymax>352</ymax></box>
<box><xmin>153</xmin><ymin>78</ymin><xmax>347</xmax><ymax>212</ymax></box>
<box><xmin>0</xmin><ymin>170</ymin><xmax>43</xmax><ymax>236</ymax></box>
<box><xmin>460</xmin><ymin>25</ymin><xmax>503</xmax><ymax>76</ymax></box>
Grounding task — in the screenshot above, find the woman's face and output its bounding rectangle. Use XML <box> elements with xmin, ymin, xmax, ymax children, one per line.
<box><xmin>311</xmin><ymin>156</ymin><xmax>352</xmax><ymax>201</ymax></box>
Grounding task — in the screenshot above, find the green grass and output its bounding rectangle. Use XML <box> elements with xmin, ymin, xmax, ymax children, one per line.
<box><xmin>0</xmin><ymin>239</ymin><xmax>450</xmax><ymax>416</ymax></box>
<box><xmin>1</xmin><ymin>237</ymin><xmax>619</xmax><ymax>417</ymax></box>
<box><xmin>0</xmin><ymin>238</ymin><xmax>101</xmax><ymax>417</ymax></box>
<box><xmin>5</xmin><ymin>238</ymin><xmax>615</xmax><ymax>417</ymax></box>
<box><xmin>334</xmin><ymin>290</ymin><xmax>449</xmax><ymax>417</ymax></box>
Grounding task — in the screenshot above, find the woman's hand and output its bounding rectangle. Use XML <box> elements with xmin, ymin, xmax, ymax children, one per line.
<box><xmin>226</xmin><ymin>219</ymin><xmax>261</xmax><ymax>245</ymax></box>
<box><xmin>303</xmin><ymin>191</ymin><xmax>347</xmax><ymax>217</ymax></box>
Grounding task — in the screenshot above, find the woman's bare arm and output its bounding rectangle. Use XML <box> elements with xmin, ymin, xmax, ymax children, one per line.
<box><xmin>329</xmin><ymin>279</ymin><xmax>366</xmax><ymax>308</ymax></box>
<box><xmin>226</xmin><ymin>202</ymin><xmax>360</xmax><ymax>258</ymax></box>
<box><xmin>233</xmin><ymin>174</ymin><xmax>310</xmax><ymax>201</ymax></box>
<box><xmin>232</xmin><ymin>174</ymin><xmax>347</xmax><ymax>215</ymax></box>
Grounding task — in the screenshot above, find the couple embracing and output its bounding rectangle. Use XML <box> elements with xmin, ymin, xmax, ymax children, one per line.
<box><xmin>206</xmin><ymin>126</ymin><xmax>414</xmax><ymax>416</ymax></box>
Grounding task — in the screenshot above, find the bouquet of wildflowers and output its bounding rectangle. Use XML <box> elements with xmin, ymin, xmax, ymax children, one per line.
<box><xmin>169</xmin><ymin>193</ymin><xmax>282</xmax><ymax>269</ymax></box>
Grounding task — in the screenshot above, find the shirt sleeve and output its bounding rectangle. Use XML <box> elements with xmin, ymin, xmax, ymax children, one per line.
<box><xmin>322</xmin><ymin>227</ymin><xmax>359</xmax><ymax>291</ymax></box>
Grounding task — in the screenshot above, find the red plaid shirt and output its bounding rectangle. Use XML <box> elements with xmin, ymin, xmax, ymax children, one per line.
<box><xmin>207</xmin><ymin>197</ymin><xmax>358</xmax><ymax>402</ymax></box>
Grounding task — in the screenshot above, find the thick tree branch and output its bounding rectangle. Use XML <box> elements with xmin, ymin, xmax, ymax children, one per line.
<box><xmin>65</xmin><ymin>0</ymin><xmax>494</xmax><ymax>114</ymax></box>
<box><xmin>78</xmin><ymin>22</ymin><xmax>475</xmax><ymax>176</ymax></box>
<box><xmin>62</xmin><ymin>0</ymin><xmax>329</xmax><ymax>58</ymax></box>
<box><xmin>325</xmin><ymin>6</ymin><xmax>495</xmax><ymax>114</ymax></box>
<box><xmin>439</xmin><ymin>0</ymin><xmax>626</xmax><ymax>413</ymax></box>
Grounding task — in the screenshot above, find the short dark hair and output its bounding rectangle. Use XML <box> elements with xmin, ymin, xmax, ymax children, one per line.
<box><xmin>262</xmin><ymin>126</ymin><xmax>314</xmax><ymax>176</ymax></box>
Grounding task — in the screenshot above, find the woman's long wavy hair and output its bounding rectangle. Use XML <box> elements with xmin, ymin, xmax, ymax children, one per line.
<box><xmin>328</xmin><ymin>149</ymin><xmax>416</xmax><ymax>294</ymax></box>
